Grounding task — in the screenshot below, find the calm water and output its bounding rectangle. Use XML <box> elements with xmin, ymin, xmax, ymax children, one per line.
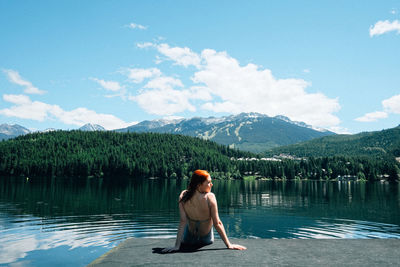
<box><xmin>1</xmin><ymin>177</ymin><xmax>400</xmax><ymax>266</ymax></box>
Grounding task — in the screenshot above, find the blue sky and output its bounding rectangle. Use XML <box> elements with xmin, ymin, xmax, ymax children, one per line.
<box><xmin>0</xmin><ymin>0</ymin><xmax>399</xmax><ymax>133</ymax></box>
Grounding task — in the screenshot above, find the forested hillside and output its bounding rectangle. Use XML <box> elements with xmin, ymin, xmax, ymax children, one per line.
<box><xmin>0</xmin><ymin>131</ymin><xmax>253</xmax><ymax>178</ymax></box>
<box><xmin>265</xmin><ymin>126</ymin><xmax>400</xmax><ymax>159</ymax></box>
<box><xmin>0</xmin><ymin>131</ymin><xmax>398</xmax><ymax>181</ymax></box>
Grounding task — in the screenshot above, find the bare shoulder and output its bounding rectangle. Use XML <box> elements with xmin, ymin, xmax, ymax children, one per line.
<box><xmin>206</xmin><ymin>192</ymin><xmax>217</xmax><ymax>203</ymax></box>
<box><xmin>179</xmin><ymin>190</ymin><xmax>188</xmax><ymax>200</ymax></box>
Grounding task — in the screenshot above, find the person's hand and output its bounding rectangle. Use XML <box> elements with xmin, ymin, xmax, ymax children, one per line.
<box><xmin>228</xmin><ymin>244</ymin><xmax>247</xmax><ymax>250</ymax></box>
<box><xmin>161</xmin><ymin>246</ymin><xmax>179</xmax><ymax>253</ymax></box>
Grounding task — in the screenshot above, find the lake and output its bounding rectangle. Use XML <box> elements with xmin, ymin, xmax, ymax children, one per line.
<box><xmin>1</xmin><ymin>177</ymin><xmax>400</xmax><ymax>266</ymax></box>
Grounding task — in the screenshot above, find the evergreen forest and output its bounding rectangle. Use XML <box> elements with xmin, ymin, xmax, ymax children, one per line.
<box><xmin>266</xmin><ymin>125</ymin><xmax>400</xmax><ymax>159</ymax></box>
<box><xmin>0</xmin><ymin>130</ymin><xmax>398</xmax><ymax>182</ymax></box>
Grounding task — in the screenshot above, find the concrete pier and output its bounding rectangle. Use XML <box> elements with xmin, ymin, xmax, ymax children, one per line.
<box><xmin>88</xmin><ymin>238</ymin><xmax>400</xmax><ymax>266</ymax></box>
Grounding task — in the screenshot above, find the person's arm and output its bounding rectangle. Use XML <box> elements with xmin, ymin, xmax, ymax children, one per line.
<box><xmin>208</xmin><ymin>193</ymin><xmax>246</xmax><ymax>250</ymax></box>
<box><xmin>162</xmin><ymin>191</ymin><xmax>187</xmax><ymax>253</ymax></box>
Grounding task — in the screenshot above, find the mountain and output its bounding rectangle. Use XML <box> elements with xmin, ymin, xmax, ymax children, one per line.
<box><xmin>116</xmin><ymin>113</ymin><xmax>335</xmax><ymax>153</ymax></box>
<box><xmin>265</xmin><ymin>125</ymin><xmax>400</xmax><ymax>159</ymax></box>
<box><xmin>79</xmin><ymin>123</ymin><xmax>106</xmax><ymax>131</ymax></box>
<box><xmin>0</xmin><ymin>122</ymin><xmax>106</xmax><ymax>140</ymax></box>
<box><xmin>0</xmin><ymin>124</ymin><xmax>31</xmax><ymax>140</ymax></box>
<box><xmin>0</xmin><ymin>114</ymin><xmax>333</xmax><ymax>152</ymax></box>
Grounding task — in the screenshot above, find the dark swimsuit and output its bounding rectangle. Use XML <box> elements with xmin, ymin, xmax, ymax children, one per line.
<box><xmin>181</xmin><ymin>194</ymin><xmax>214</xmax><ymax>249</ymax></box>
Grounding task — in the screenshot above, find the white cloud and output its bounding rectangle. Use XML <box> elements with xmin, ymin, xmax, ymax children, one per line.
<box><xmin>122</xmin><ymin>57</ymin><xmax>204</xmax><ymax>115</ymax></box>
<box><xmin>90</xmin><ymin>78</ymin><xmax>122</xmax><ymax>91</ymax></box>
<box><xmin>327</xmin><ymin>126</ymin><xmax>351</xmax><ymax>134</ymax></box>
<box><xmin>137</xmin><ymin>42</ymin><xmax>201</xmax><ymax>67</ymax></box>
<box><xmin>0</xmin><ymin>94</ymin><xmax>134</xmax><ymax>130</ymax></box>
<box><xmin>192</xmin><ymin>49</ymin><xmax>341</xmax><ymax>128</ymax></box>
<box><xmin>54</xmin><ymin>107</ymin><xmax>134</xmax><ymax>130</ymax></box>
<box><xmin>189</xmin><ymin>86</ymin><xmax>213</xmax><ymax>101</ymax></box>
<box><xmin>3</xmin><ymin>94</ymin><xmax>31</xmax><ymax>105</ymax></box>
<box><xmin>128</xmin><ymin>70</ymin><xmax>213</xmax><ymax>115</ymax></box>
<box><xmin>382</xmin><ymin>94</ymin><xmax>400</xmax><ymax>114</ymax></box>
<box><xmin>104</xmin><ymin>91</ymin><xmax>128</xmax><ymax>100</ymax></box>
<box><xmin>390</xmin><ymin>8</ymin><xmax>397</xmax><ymax>15</ymax></box>
<box><xmin>355</xmin><ymin>94</ymin><xmax>400</xmax><ymax>123</ymax></box>
<box><xmin>156</xmin><ymin>43</ymin><xmax>201</xmax><ymax>67</ymax></box>
<box><xmin>0</xmin><ymin>94</ymin><xmax>56</xmax><ymax>121</ymax></box>
<box><xmin>131</xmin><ymin>88</ymin><xmax>196</xmax><ymax>115</ymax></box>
<box><xmin>126</xmin><ymin>22</ymin><xmax>147</xmax><ymax>30</ymax></box>
<box><xmin>155</xmin><ymin>55</ymin><xmax>163</xmax><ymax>64</ymax></box>
<box><xmin>162</xmin><ymin>115</ymin><xmax>184</xmax><ymax>121</ymax></box>
<box><xmin>144</xmin><ymin>76</ymin><xmax>183</xmax><ymax>90</ymax></box>
<box><xmin>134</xmin><ymin>43</ymin><xmax>341</xmax><ymax>127</ymax></box>
<box><xmin>136</xmin><ymin>42</ymin><xmax>155</xmax><ymax>49</ymax></box>
<box><xmin>3</xmin><ymin>69</ymin><xmax>46</xmax><ymax>94</ymax></box>
<box><xmin>355</xmin><ymin>111</ymin><xmax>388</xmax><ymax>122</ymax></box>
<box><xmin>125</xmin><ymin>68</ymin><xmax>161</xmax><ymax>83</ymax></box>
<box><xmin>130</xmin><ymin>75</ymin><xmax>196</xmax><ymax>115</ymax></box>
<box><xmin>303</xmin><ymin>69</ymin><xmax>310</xmax><ymax>73</ymax></box>
<box><xmin>369</xmin><ymin>20</ymin><xmax>400</xmax><ymax>37</ymax></box>
<box><xmin>90</xmin><ymin>77</ymin><xmax>129</xmax><ymax>100</ymax></box>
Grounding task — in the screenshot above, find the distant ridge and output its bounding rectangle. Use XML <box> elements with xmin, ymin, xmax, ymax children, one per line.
<box><xmin>0</xmin><ymin>114</ymin><xmax>343</xmax><ymax>153</ymax></box>
<box><xmin>79</xmin><ymin>123</ymin><xmax>106</xmax><ymax>131</ymax></box>
<box><xmin>116</xmin><ymin>112</ymin><xmax>335</xmax><ymax>153</ymax></box>
<box><xmin>265</xmin><ymin>125</ymin><xmax>400</xmax><ymax>159</ymax></box>
<box><xmin>0</xmin><ymin>123</ymin><xmax>107</xmax><ymax>140</ymax></box>
<box><xmin>0</xmin><ymin>124</ymin><xmax>31</xmax><ymax>140</ymax></box>
<box><xmin>42</xmin><ymin>128</ymin><xmax>58</xmax><ymax>133</ymax></box>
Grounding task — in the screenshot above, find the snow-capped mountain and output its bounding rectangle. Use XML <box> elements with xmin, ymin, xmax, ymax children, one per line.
<box><xmin>1</xmin><ymin>114</ymin><xmax>334</xmax><ymax>152</ymax></box>
<box><xmin>117</xmin><ymin>113</ymin><xmax>335</xmax><ymax>152</ymax></box>
<box><xmin>79</xmin><ymin>123</ymin><xmax>106</xmax><ymax>131</ymax></box>
<box><xmin>0</xmin><ymin>124</ymin><xmax>31</xmax><ymax>140</ymax></box>
<box><xmin>0</xmin><ymin>123</ymin><xmax>106</xmax><ymax>140</ymax></box>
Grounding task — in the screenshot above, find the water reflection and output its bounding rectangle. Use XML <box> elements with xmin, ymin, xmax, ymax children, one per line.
<box><xmin>0</xmin><ymin>177</ymin><xmax>399</xmax><ymax>265</ymax></box>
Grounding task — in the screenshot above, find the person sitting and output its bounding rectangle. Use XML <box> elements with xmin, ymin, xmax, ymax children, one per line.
<box><xmin>162</xmin><ymin>170</ymin><xmax>247</xmax><ymax>252</ymax></box>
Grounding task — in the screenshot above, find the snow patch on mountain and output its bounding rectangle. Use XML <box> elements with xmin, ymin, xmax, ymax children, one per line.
<box><xmin>42</xmin><ymin>128</ymin><xmax>58</xmax><ymax>133</ymax></box>
<box><xmin>235</xmin><ymin>121</ymin><xmax>251</xmax><ymax>141</ymax></box>
<box><xmin>274</xmin><ymin>115</ymin><xmax>328</xmax><ymax>132</ymax></box>
<box><xmin>198</xmin><ymin>127</ymin><xmax>218</xmax><ymax>140</ymax></box>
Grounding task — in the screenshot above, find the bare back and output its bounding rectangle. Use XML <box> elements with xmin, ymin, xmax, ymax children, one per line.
<box><xmin>180</xmin><ymin>190</ymin><xmax>213</xmax><ymax>236</ymax></box>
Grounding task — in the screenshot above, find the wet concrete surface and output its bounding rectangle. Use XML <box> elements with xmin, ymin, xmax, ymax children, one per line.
<box><xmin>88</xmin><ymin>238</ymin><xmax>400</xmax><ymax>266</ymax></box>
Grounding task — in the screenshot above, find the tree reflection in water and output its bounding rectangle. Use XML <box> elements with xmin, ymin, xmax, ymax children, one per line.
<box><xmin>0</xmin><ymin>177</ymin><xmax>399</xmax><ymax>265</ymax></box>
